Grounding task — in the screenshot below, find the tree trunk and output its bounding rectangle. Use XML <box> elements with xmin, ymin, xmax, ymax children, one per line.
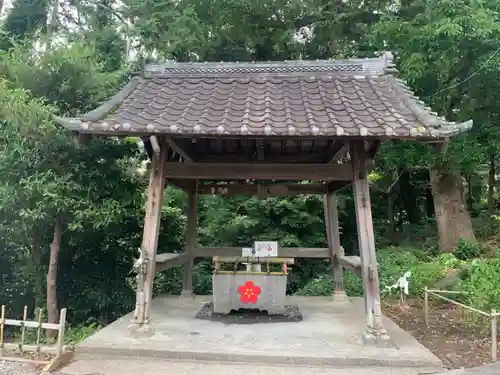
<box><xmin>429</xmin><ymin>164</ymin><xmax>475</xmax><ymax>252</ymax></box>
<box><xmin>30</xmin><ymin>231</ymin><xmax>43</xmax><ymax>310</ymax></box>
<box><xmin>386</xmin><ymin>191</ymin><xmax>396</xmax><ymax>237</ymax></box>
<box><xmin>488</xmin><ymin>155</ymin><xmax>496</xmax><ymax>215</ymax></box>
<box><xmin>466</xmin><ymin>175</ymin><xmax>473</xmax><ymax>212</ymax></box>
<box><xmin>424</xmin><ymin>186</ymin><xmax>435</xmax><ymax>217</ymax></box>
<box><xmin>399</xmin><ymin>169</ymin><xmax>421</xmax><ymax>224</ymax></box>
<box><xmin>46</xmin><ymin>217</ymin><xmax>62</xmax><ymax>335</ymax></box>
<box><xmin>46</xmin><ymin>0</ymin><xmax>59</xmax><ymax>48</ymax></box>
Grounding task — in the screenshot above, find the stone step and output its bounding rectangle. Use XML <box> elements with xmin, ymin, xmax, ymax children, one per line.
<box><xmin>57</xmin><ymin>355</ymin><xmax>447</xmax><ymax>375</ymax></box>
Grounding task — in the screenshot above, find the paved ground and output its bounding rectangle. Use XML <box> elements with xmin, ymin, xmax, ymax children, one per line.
<box><xmin>436</xmin><ymin>362</ymin><xmax>500</xmax><ymax>375</ymax></box>
<box><xmin>58</xmin><ymin>356</ymin><xmax>445</xmax><ymax>375</ymax></box>
<box><xmin>0</xmin><ymin>358</ymin><xmax>445</xmax><ymax>375</ymax></box>
<box><xmin>4</xmin><ymin>356</ymin><xmax>500</xmax><ymax>375</ymax></box>
<box><xmin>0</xmin><ymin>296</ymin><xmax>449</xmax><ymax>375</ymax></box>
<box><xmin>76</xmin><ymin>296</ymin><xmax>442</xmax><ymax>368</ymax></box>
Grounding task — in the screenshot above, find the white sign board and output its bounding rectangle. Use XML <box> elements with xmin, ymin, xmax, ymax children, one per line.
<box><xmin>241</xmin><ymin>247</ymin><xmax>255</xmax><ymax>257</ymax></box>
<box><xmin>254</xmin><ymin>241</ymin><xmax>278</xmax><ymax>257</ymax></box>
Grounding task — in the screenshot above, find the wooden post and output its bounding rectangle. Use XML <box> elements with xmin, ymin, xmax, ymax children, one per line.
<box><xmin>129</xmin><ymin>138</ymin><xmax>168</xmax><ymax>337</ymax></box>
<box><xmin>20</xmin><ymin>306</ymin><xmax>27</xmax><ymax>354</ymax></box>
<box><xmin>424</xmin><ymin>287</ymin><xmax>429</xmax><ymax>327</ymax></box>
<box><xmin>0</xmin><ymin>305</ymin><xmax>5</xmax><ymax>356</ymax></box>
<box><xmin>350</xmin><ymin>140</ymin><xmax>389</xmax><ymax>344</ymax></box>
<box><xmin>182</xmin><ymin>180</ymin><xmax>198</xmax><ymax>297</ymax></box>
<box><xmin>56</xmin><ymin>308</ymin><xmax>67</xmax><ymax>358</ymax></box>
<box><xmin>324</xmin><ymin>192</ymin><xmax>346</xmax><ymax>300</ymax></box>
<box><xmin>492</xmin><ymin>310</ymin><xmax>497</xmax><ymax>362</ymax></box>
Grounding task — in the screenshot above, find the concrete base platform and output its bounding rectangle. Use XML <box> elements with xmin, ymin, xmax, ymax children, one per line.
<box><xmin>73</xmin><ymin>296</ymin><xmax>443</xmax><ymax>369</ymax></box>
<box><xmin>437</xmin><ymin>362</ymin><xmax>500</xmax><ymax>375</ymax></box>
<box><xmin>60</xmin><ymin>356</ymin><xmax>447</xmax><ymax>375</ymax></box>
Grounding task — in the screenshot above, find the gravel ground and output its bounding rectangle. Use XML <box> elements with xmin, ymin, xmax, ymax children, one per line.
<box><xmin>0</xmin><ymin>360</ymin><xmax>104</xmax><ymax>375</ymax></box>
<box><xmin>0</xmin><ymin>361</ymin><xmax>39</xmax><ymax>375</ymax></box>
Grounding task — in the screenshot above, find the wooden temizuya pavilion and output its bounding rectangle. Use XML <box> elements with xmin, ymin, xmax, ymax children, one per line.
<box><xmin>54</xmin><ymin>52</ymin><xmax>472</xmax><ymax>343</ymax></box>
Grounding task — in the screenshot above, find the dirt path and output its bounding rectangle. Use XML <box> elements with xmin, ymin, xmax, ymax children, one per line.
<box><xmin>384</xmin><ymin>299</ymin><xmax>495</xmax><ymax>369</ymax></box>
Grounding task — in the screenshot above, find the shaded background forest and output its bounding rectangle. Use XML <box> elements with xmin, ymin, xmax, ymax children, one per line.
<box><xmin>2</xmin><ymin>0</ymin><xmax>500</xmax><ymax>331</ymax></box>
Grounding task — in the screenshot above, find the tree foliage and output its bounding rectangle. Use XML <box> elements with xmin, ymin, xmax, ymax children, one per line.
<box><xmin>2</xmin><ymin>0</ymin><xmax>500</xmax><ymax>327</ymax></box>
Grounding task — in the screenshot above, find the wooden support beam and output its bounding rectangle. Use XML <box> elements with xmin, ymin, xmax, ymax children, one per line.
<box><xmin>167</xmin><ymin>179</ymin><xmax>193</xmax><ymax>192</ymax></box>
<box><xmin>368</xmin><ymin>140</ymin><xmax>381</xmax><ymax>159</ymax></box>
<box><xmin>213</xmin><ymin>256</ymin><xmax>295</xmax><ymax>265</ymax></box>
<box><xmin>200</xmin><ymin>153</ymin><xmax>328</xmax><ymax>163</ymax></box>
<box><xmin>150</xmin><ymin>136</ymin><xmax>160</xmax><ymax>154</ymax></box>
<box><xmin>326</xmin><ymin>181</ymin><xmax>352</xmax><ymax>193</ymax></box>
<box><xmin>339</xmin><ymin>255</ymin><xmax>361</xmax><ymax>276</ymax></box>
<box><xmin>163</xmin><ymin>162</ymin><xmax>353</xmax><ymax>180</ymax></box>
<box><xmin>324</xmin><ymin>192</ymin><xmax>346</xmax><ymax>298</ymax></box>
<box><xmin>350</xmin><ymin>140</ymin><xmax>388</xmax><ymax>341</ymax></box>
<box><xmin>327</xmin><ymin>140</ymin><xmax>349</xmax><ymax>163</ymax></box>
<box><xmin>197</xmin><ymin>183</ymin><xmax>327</xmax><ymax>196</ymax></box>
<box><xmin>155</xmin><ymin>252</ymin><xmax>190</xmax><ymax>273</ymax></box>
<box><xmin>195</xmin><ymin>247</ymin><xmax>330</xmax><ymax>258</ymax></box>
<box><xmin>182</xmin><ymin>181</ymin><xmax>198</xmax><ymax>296</ymax></box>
<box><xmin>130</xmin><ymin>138</ymin><xmax>168</xmax><ymax>333</ymax></box>
<box><xmin>167</xmin><ymin>138</ymin><xmax>195</xmax><ymax>162</ymax></box>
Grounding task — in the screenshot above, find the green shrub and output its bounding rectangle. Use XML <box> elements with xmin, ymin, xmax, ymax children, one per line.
<box><xmin>64</xmin><ymin>323</ymin><xmax>101</xmax><ymax>345</ymax></box>
<box><xmin>293</xmin><ymin>275</ymin><xmax>332</xmax><ymax>296</ymax></box>
<box><xmin>454</xmin><ymin>239</ymin><xmax>483</xmax><ymax>261</ymax></box>
<box><xmin>409</xmin><ymin>262</ymin><xmax>448</xmax><ymax>294</ymax></box>
<box><xmin>377</xmin><ymin>246</ymin><xmax>454</xmax><ymax>298</ymax></box>
<box><xmin>435</xmin><ymin>253</ymin><xmax>466</xmax><ymax>268</ymax></box>
<box><xmin>154</xmin><ymin>267</ymin><xmax>183</xmax><ymax>296</ymax></box>
<box><xmin>344</xmin><ymin>270</ymin><xmax>363</xmax><ymax>296</ymax></box>
<box><xmin>292</xmin><ymin>247</ymin><xmax>451</xmax><ymax>299</ymax></box>
<box><xmin>292</xmin><ymin>269</ymin><xmax>365</xmax><ymax>297</ymax></box>
<box><xmin>193</xmin><ymin>272</ymin><xmax>212</xmax><ymax>295</ymax></box>
<box><xmin>377</xmin><ymin>246</ymin><xmax>420</xmax><ymax>292</ymax></box>
<box><xmin>461</xmin><ymin>258</ymin><xmax>500</xmax><ymax>313</ymax></box>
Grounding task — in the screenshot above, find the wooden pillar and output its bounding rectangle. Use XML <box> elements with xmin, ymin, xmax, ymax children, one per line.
<box><xmin>129</xmin><ymin>138</ymin><xmax>168</xmax><ymax>337</ymax></box>
<box><xmin>181</xmin><ymin>180</ymin><xmax>198</xmax><ymax>296</ymax></box>
<box><xmin>323</xmin><ymin>192</ymin><xmax>346</xmax><ymax>299</ymax></box>
<box><xmin>350</xmin><ymin>140</ymin><xmax>389</xmax><ymax>343</ymax></box>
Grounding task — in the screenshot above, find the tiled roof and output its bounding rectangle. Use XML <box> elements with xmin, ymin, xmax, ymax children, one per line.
<box><xmin>54</xmin><ymin>52</ymin><xmax>472</xmax><ymax>140</ymax></box>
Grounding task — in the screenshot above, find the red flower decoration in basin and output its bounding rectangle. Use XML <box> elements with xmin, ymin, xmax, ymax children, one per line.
<box><xmin>237</xmin><ymin>281</ymin><xmax>262</xmax><ymax>304</ymax></box>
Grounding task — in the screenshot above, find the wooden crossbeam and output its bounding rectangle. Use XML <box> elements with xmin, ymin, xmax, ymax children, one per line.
<box><xmin>200</xmin><ymin>153</ymin><xmax>328</xmax><ymax>163</ymax></box>
<box><xmin>163</xmin><ymin>162</ymin><xmax>353</xmax><ymax>180</ymax></box>
<box><xmin>171</xmin><ymin>181</ymin><xmax>351</xmax><ymax>195</ymax></box>
<box><xmin>155</xmin><ymin>252</ymin><xmax>190</xmax><ymax>273</ymax></box>
<box><xmin>198</xmin><ymin>183</ymin><xmax>327</xmax><ymax>196</ymax></box>
<box><xmin>339</xmin><ymin>255</ymin><xmax>362</xmax><ymax>276</ymax></box>
<box><xmin>196</xmin><ymin>247</ymin><xmax>330</xmax><ymax>258</ymax></box>
<box><xmin>213</xmin><ymin>256</ymin><xmax>295</xmax><ymax>264</ymax></box>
